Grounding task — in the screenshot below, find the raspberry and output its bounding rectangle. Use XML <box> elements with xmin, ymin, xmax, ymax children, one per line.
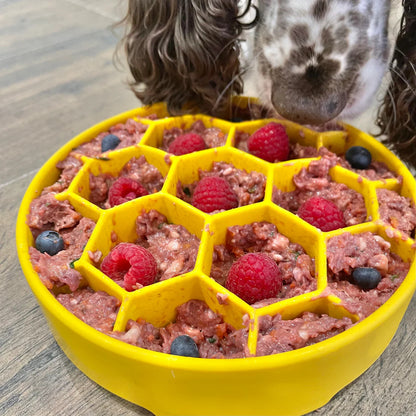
<box><xmin>101</xmin><ymin>243</ymin><xmax>157</xmax><ymax>291</ymax></box>
<box><xmin>297</xmin><ymin>196</ymin><xmax>346</xmax><ymax>231</ymax></box>
<box><xmin>247</xmin><ymin>122</ymin><xmax>290</xmax><ymax>162</ymax></box>
<box><xmin>225</xmin><ymin>253</ymin><xmax>282</xmax><ymax>304</ymax></box>
<box><xmin>168</xmin><ymin>132</ymin><xmax>207</xmax><ymax>155</ymax></box>
<box><xmin>191</xmin><ymin>176</ymin><xmax>238</xmax><ymax>213</ymax></box>
<box><xmin>108</xmin><ymin>177</ymin><xmax>149</xmax><ymax>207</ymax></box>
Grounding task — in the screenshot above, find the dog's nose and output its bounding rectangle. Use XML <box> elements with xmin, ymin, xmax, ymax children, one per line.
<box><xmin>271</xmin><ymin>89</ymin><xmax>347</xmax><ymax>125</ymax></box>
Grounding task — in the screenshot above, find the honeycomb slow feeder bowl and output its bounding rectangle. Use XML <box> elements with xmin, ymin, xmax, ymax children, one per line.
<box><xmin>16</xmin><ymin>97</ymin><xmax>416</xmax><ymax>416</ymax></box>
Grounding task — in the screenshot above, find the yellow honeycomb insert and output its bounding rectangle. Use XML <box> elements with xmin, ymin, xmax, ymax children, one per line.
<box><xmin>24</xmin><ymin>101</ymin><xmax>416</xmax><ymax>360</ymax></box>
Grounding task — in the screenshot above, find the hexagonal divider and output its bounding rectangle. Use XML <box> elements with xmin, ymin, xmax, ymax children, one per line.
<box><xmin>372</xmin><ymin>183</ymin><xmax>416</xmax><ymax>241</ymax></box>
<box><xmin>133</xmin><ymin>101</ymin><xmax>171</xmax><ymax>120</ymax></box>
<box><xmin>272</xmin><ymin>158</ymin><xmax>374</xmax><ymax>229</ymax></box>
<box><xmin>66</xmin><ymin>108</ymin><xmax>156</xmax><ymax>156</ymax></box>
<box><xmin>229</xmin><ymin>118</ymin><xmax>322</xmax><ymax>155</ymax></box>
<box><xmin>140</xmin><ymin>114</ymin><xmax>234</xmax><ymax>152</ymax></box>
<box><xmin>199</xmin><ymin>202</ymin><xmax>326</xmax><ymax>302</ymax></box>
<box><xmin>40</xmin><ymin>194</ymin><xmax>124</xmax><ymax>300</ymax></box>
<box><xmin>243</xmin><ymin>291</ymin><xmax>360</xmax><ymax>356</ymax></box>
<box><xmin>371</xmin><ymin>165</ymin><xmax>416</xmax><ymax>231</ymax></box>
<box><xmin>373</xmin><ymin>223</ymin><xmax>416</xmax><ymax>263</ymax></box>
<box><xmin>317</xmin><ymin>130</ymin><xmax>349</xmax><ymax>155</ymax></box>
<box><xmin>163</xmin><ymin>146</ymin><xmax>273</xmax><ymax>207</ymax></box>
<box><xmin>322</xmin><ymin>123</ymin><xmax>404</xmax><ymax>180</ymax></box>
<box><xmin>76</xmin><ymin>192</ymin><xmax>208</xmax><ymax>292</ymax></box>
<box><xmin>66</xmin><ymin>145</ymin><xmax>170</xmax><ymax>209</ymax></box>
<box><xmin>55</xmin><ymin>191</ymin><xmax>102</xmax><ymax>224</ymax></box>
<box><xmin>114</xmin><ymin>272</ymin><xmax>256</xmax><ymax>353</ymax></box>
<box><xmin>256</xmin><ymin>290</ymin><xmax>359</xmax><ymax>322</ymax></box>
<box><xmin>329</xmin><ymin>165</ymin><xmax>377</xmax><ymax>223</ymax></box>
<box><xmin>323</xmin><ymin>221</ymin><xmax>415</xmax><ymax>289</ymax></box>
<box><xmin>272</xmin><ymin>157</ymin><xmax>318</xmax><ymax>193</ymax></box>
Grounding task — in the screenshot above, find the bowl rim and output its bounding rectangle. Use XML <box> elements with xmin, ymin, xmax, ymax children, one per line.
<box><xmin>16</xmin><ymin>105</ymin><xmax>416</xmax><ymax>373</ymax></box>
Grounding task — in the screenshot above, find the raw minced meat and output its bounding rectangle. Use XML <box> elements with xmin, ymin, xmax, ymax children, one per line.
<box><xmin>211</xmin><ymin>222</ymin><xmax>316</xmax><ymax>306</ymax></box>
<box><xmin>110</xmin><ymin>299</ymin><xmax>249</xmax><ymax>358</ymax></box>
<box><xmin>161</xmin><ymin>120</ymin><xmax>227</xmax><ymax>151</ymax></box>
<box><xmin>177</xmin><ymin>161</ymin><xmax>266</xmax><ymax>210</ymax></box>
<box><xmin>273</xmin><ymin>155</ymin><xmax>367</xmax><ymax>226</ymax></box>
<box><xmin>57</xmin><ymin>288</ymin><xmax>120</xmax><ymax>333</ymax></box>
<box><xmin>29</xmin><ymin>216</ymin><xmax>95</xmax><ymax>291</ymax></box>
<box><xmin>73</xmin><ymin>118</ymin><xmax>150</xmax><ymax>157</ymax></box>
<box><xmin>135</xmin><ymin>210</ymin><xmax>200</xmax><ymax>281</ymax></box>
<box><xmin>376</xmin><ymin>188</ymin><xmax>416</xmax><ymax>237</ymax></box>
<box><xmin>234</xmin><ymin>129</ymin><xmax>319</xmax><ymax>160</ymax></box>
<box><xmin>88</xmin><ymin>156</ymin><xmax>165</xmax><ymax>208</ymax></box>
<box><xmin>326</xmin><ymin>232</ymin><xmax>409</xmax><ymax>319</ymax></box>
<box><xmin>256</xmin><ymin>312</ymin><xmax>353</xmax><ymax>356</ymax></box>
<box><xmin>27</xmin><ymin>193</ymin><xmax>82</xmax><ymax>239</ymax></box>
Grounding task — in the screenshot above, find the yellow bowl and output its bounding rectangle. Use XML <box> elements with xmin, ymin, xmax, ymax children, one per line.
<box><xmin>16</xmin><ymin>99</ymin><xmax>416</xmax><ymax>416</ymax></box>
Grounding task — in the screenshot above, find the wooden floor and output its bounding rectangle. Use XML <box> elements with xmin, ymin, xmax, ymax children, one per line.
<box><xmin>1</xmin><ymin>1</ymin><xmax>415</xmax><ymax>415</ymax></box>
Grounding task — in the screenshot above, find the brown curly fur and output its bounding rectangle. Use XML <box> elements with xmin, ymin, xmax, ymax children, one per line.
<box><xmin>377</xmin><ymin>0</ymin><xmax>416</xmax><ymax>169</ymax></box>
<box><xmin>118</xmin><ymin>0</ymin><xmax>257</xmax><ymax>119</ymax></box>
<box><xmin>119</xmin><ymin>1</ymin><xmax>415</xmax><ymax>169</ymax></box>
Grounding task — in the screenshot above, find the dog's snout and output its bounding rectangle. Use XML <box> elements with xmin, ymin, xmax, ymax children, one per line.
<box><xmin>271</xmin><ymin>86</ymin><xmax>347</xmax><ymax>125</ymax></box>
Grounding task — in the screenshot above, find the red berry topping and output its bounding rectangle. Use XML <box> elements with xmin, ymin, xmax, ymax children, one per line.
<box><xmin>225</xmin><ymin>253</ymin><xmax>282</xmax><ymax>304</ymax></box>
<box><xmin>191</xmin><ymin>176</ymin><xmax>238</xmax><ymax>213</ymax></box>
<box><xmin>108</xmin><ymin>177</ymin><xmax>149</xmax><ymax>207</ymax></box>
<box><xmin>168</xmin><ymin>132</ymin><xmax>207</xmax><ymax>155</ymax></box>
<box><xmin>101</xmin><ymin>243</ymin><xmax>157</xmax><ymax>291</ymax></box>
<box><xmin>297</xmin><ymin>196</ymin><xmax>346</xmax><ymax>231</ymax></box>
<box><xmin>247</xmin><ymin>122</ymin><xmax>290</xmax><ymax>162</ymax></box>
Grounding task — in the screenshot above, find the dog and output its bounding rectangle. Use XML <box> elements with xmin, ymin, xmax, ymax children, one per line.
<box><xmin>118</xmin><ymin>0</ymin><xmax>415</xmax><ymax>168</ymax></box>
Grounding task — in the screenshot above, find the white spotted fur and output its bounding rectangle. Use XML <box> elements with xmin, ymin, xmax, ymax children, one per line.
<box><xmin>240</xmin><ymin>0</ymin><xmax>398</xmax><ymax>123</ymax></box>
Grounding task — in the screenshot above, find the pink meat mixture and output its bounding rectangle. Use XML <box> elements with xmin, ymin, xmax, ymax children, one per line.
<box><xmin>234</xmin><ymin>129</ymin><xmax>320</xmax><ymax>160</ymax></box>
<box><xmin>318</xmin><ymin>147</ymin><xmax>398</xmax><ymax>181</ymax></box>
<box><xmin>177</xmin><ymin>161</ymin><xmax>266</xmax><ymax>210</ymax></box>
<box><xmin>72</xmin><ymin>118</ymin><xmax>151</xmax><ymax>158</ymax></box>
<box><xmin>33</xmin><ymin>118</ymin><xmax>156</xmax><ymax>197</ymax></box>
<box><xmin>272</xmin><ymin>155</ymin><xmax>367</xmax><ymax>227</ymax></box>
<box><xmin>58</xmin><ymin>292</ymin><xmax>248</xmax><ymax>358</ymax></box>
<box><xmin>211</xmin><ymin>222</ymin><xmax>316</xmax><ymax>307</ymax></box>
<box><xmin>376</xmin><ymin>188</ymin><xmax>416</xmax><ymax>238</ymax></box>
<box><xmin>326</xmin><ymin>231</ymin><xmax>410</xmax><ymax>319</ymax></box>
<box><xmin>134</xmin><ymin>209</ymin><xmax>200</xmax><ymax>281</ymax></box>
<box><xmin>55</xmin><ymin>291</ymin><xmax>354</xmax><ymax>358</ymax></box>
<box><xmin>256</xmin><ymin>312</ymin><xmax>353</xmax><ymax>356</ymax></box>
<box><xmin>161</xmin><ymin>120</ymin><xmax>227</xmax><ymax>151</ymax></box>
<box><xmin>111</xmin><ymin>299</ymin><xmax>249</xmax><ymax>358</ymax></box>
<box><xmin>41</xmin><ymin>156</ymin><xmax>83</xmax><ymax>195</ymax></box>
<box><xmin>28</xmin><ymin>196</ymin><xmax>95</xmax><ymax>291</ymax></box>
<box><xmin>57</xmin><ymin>288</ymin><xmax>120</xmax><ymax>333</ymax></box>
<box><xmin>88</xmin><ymin>155</ymin><xmax>165</xmax><ymax>209</ymax></box>
<box><xmin>234</xmin><ymin>128</ymin><xmax>397</xmax><ymax>180</ymax></box>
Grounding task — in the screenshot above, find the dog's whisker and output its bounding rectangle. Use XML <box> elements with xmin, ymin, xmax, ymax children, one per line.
<box><xmin>388</xmin><ymin>57</ymin><xmax>416</xmax><ymax>97</ymax></box>
<box><xmin>385</xmin><ymin>87</ymin><xmax>398</xmax><ymax>128</ymax></box>
<box><xmin>213</xmin><ymin>70</ymin><xmax>246</xmax><ymax>111</ymax></box>
<box><xmin>394</xmin><ymin>46</ymin><xmax>416</xmax><ymax>76</ymax></box>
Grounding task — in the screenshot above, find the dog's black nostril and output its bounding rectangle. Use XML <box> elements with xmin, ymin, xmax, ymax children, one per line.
<box><xmin>305</xmin><ymin>65</ymin><xmax>320</xmax><ymax>80</ymax></box>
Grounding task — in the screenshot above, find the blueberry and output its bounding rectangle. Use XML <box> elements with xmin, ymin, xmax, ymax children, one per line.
<box><xmin>345</xmin><ymin>146</ymin><xmax>372</xmax><ymax>169</ymax></box>
<box><xmin>101</xmin><ymin>134</ymin><xmax>121</xmax><ymax>152</ymax></box>
<box><xmin>352</xmin><ymin>267</ymin><xmax>381</xmax><ymax>290</ymax></box>
<box><xmin>170</xmin><ymin>335</ymin><xmax>200</xmax><ymax>358</ymax></box>
<box><xmin>35</xmin><ymin>230</ymin><xmax>64</xmax><ymax>256</ymax></box>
